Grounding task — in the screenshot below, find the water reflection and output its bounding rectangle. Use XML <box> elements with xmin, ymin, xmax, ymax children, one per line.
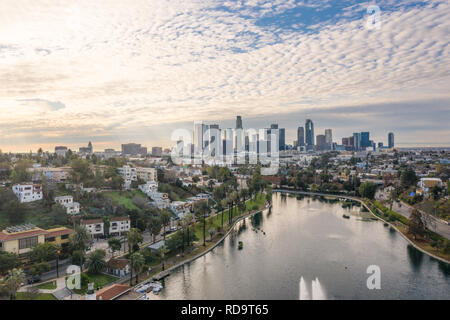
<box><xmin>407</xmin><ymin>244</ymin><xmax>424</xmax><ymax>271</ymax></box>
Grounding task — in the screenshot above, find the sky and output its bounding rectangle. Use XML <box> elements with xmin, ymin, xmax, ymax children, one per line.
<box><xmin>0</xmin><ymin>0</ymin><xmax>449</xmax><ymax>152</ymax></box>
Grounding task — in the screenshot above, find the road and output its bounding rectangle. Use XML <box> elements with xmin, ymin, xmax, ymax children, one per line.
<box><xmin>391</xmin><ymin>201</ymin><xmax>450</xmax><ymax>240</ymax></box>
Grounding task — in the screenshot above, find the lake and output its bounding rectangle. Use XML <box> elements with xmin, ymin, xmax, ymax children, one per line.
<box><xmin>150</xmin><ymin>193</ymin><xmax>450</xmax><ymax>300</ymax></box>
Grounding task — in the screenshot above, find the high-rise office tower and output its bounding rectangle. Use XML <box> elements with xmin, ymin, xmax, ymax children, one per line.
<box><xmin>353</xmin><ymin>132</ymin><xmax>361</xmax><ymax>151</ymax></box>
<box><xmin>316</xmin><ymin>134</ymin><xmax>326</xmax><ymax>150</ymax></box>
<box><xmin>325</xmin><ymin>129</ymin><xmax>332</xmax><ymax>144</ymax></box>
<box><xmin>297</xmin><ymin>127</ymin><xmax>305</xmax><ymax>147</ymax></box>
<box><xmin>305</xmin><ymin>119</ymin><xmax>314</xmax><ymax>149</ymax></box>
<box><xmin>361</xmin><ymin>132</ymin><xmax>370</xmax><ymax>148</ymax></box>
<box><xmin>279</xmin><ymin>128</ymin><xmax>285</xmax><ymax>151</ymax></box>
<box><xmin>236</xmin><ymin>116</ymin><xmax>243</xmax><ymax>129</ymax></box>
<box><xmin>388</xmin><ymin>132</ymin><xmax>394</xmax><ymax>148</ymax></box>
<box><xmin>194</xmin><ymin>121</ymin><xmax>205</xmax><ymax>156</ymax></box>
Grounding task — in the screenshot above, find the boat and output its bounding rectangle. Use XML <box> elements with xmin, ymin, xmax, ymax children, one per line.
<box><xmin>342</xmin><ymin>214</ymin><xmax>350</xmax><ymax>219</ymax></box>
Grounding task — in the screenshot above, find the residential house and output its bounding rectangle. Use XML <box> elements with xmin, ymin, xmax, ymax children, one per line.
<box><xmin>105</xmin><ymin>258</ymin><xmax>130</xmax><ymax>278</ymax></box>
<box><xmin>109</xmin><ymin>216</ymin><xmax>131</xmax><ymax>236</ymax></box>
<box><xmin>136</xmin><ymin>167</ymin><xmax>157</xmax><ymax>182</ymax></box>
<box><xmin>54</xmin><ymin>195</ymin><xmax>80</xmax><ymax>215</ymax></box>
<box><xmin>12</xmin><ymin>183</ymin><xmax>43</xmax><ymax>203</ymax></box>
<box><xmin>81</xmin><ymin>218</ymin><xmax>104</xmax><ymax>238</ymax></box>
<box><xmin>170</xmin><ymin>201</ymin><xmax>192</xmax><ymax>219</ymax></box>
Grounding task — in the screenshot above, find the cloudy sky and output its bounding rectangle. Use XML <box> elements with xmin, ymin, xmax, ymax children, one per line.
<box><xmin>0</xmin><ymin>0</ymin><xmax>449</xmax><ymax>152</ymax></box>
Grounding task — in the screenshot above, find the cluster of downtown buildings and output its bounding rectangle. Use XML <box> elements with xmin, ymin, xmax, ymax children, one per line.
<box><xmin>173</xmin><ymin>116</ymin><xmax>395</xmax><ymax>165</ymax></box>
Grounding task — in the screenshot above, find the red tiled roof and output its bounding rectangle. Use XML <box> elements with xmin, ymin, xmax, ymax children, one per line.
<box><xmin>0</xmin><ymin>228</ymin><xmax>48</xmax><ymax>241</ymax></box>
<box><xmin>96</xmin><ymin>284</ymin><xmax>130</xmax><ymax>300</ymax></box>
<box><xmin>81</xmin><ymin>218</ymin><xmax>103</xmax><ymax>225</ymax></box>
<box><xmin>45</xmin><ymin>228</ymin><xmax>74</xmax><ymax>238</ymax></box>
<box><xmin>106</xmin><ymin>258</ymin><xmax>129</xmax><ymax>269</ymax></box>
<box><xmin>110</xmin><ymin>216</ymin><xmax>129</xmax><ymax>222</ymax></box>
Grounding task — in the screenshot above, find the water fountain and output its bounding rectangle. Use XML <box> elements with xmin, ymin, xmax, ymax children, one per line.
<box><xmin>299</xmin><ymin>277</ymin><xmax>326</xmax><ymax>300</ymax></box>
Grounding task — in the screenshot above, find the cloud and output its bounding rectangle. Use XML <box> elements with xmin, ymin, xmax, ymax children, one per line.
<box><xmin>0</xmin><ymin>0</ymin><xmax>449</xmax><ymax>151</ymax></box>
<box><xmin>17</xmin><ymin>98</ymin><xmax>66</xmax><ymax>111</ymax></box>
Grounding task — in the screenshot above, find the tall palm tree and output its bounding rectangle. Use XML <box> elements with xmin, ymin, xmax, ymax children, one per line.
<box><xmin>194</xmin><ymin>200</ymin><xmax>211</xmax><ymax>247</ymax></box>
<box><xmin>184</xmin><ymin>214</ymin><xmax>194</xmax><ymax>247</ymax></box>
<box><xmin>86</xmin><ymin>249</ymin><xmax>106</xmax><ymax>274</ymax></box>
<box><xmin>220</xmin><ymin>199</ymin><xmax>228</xmax><ymax>227</ymax></box>
<box><xmin>177</xmin><ymin>219</ymin><xmax>186</xmax><ymax>257</ymax></box>
<box><xmin>126</xmin><ymin>228</ymin><xmax>143</xmax><ymax>254</ymax></box>
<box><xmin>161</xmin><ymin>210</ymin><xmax>171</xmax><ymax>242</ymax></box>
<box><xmin>69</xmin><ymin>225</ymin><xmax>91</xmax><ymax>269</ymax></box>
<box><xmin>129</xmin><ymin>252</ymin><xmax>145</xmax><ymax>285</ymax></box>
<box><xmin>159</xmin><ymin>245</ymin><xmax>168</xmax><ymax>271</ymax></box>
<box><xmin>231</xmin><ymin>191</ymin><xmax>238</xmax><ymax>223</ymax></box>
<box><xmin>108</xmin><ymin>238</ymin><xmax>122</xmax><ymax>257</ymax></box>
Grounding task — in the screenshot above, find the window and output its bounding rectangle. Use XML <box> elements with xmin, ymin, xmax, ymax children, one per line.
<box><xmin>19</xmin><ymin>236</ymin><xmax>38</xmax><ymax>249</ymax></box>
<box><xmin>46</xmin><ymin>237</ymin><xmax>56</xmax><ymax>242</ymax></box>
<box><xmin>61</xmin><ymin>234</ymin><xmax>69</xmax><ymax>240</ymax></box>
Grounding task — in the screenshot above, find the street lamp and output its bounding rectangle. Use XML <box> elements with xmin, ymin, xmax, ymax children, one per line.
<box><xmin>56</xmin><ymin>250</ymin><xmax>61</xmax><ymax>278</ymax></box>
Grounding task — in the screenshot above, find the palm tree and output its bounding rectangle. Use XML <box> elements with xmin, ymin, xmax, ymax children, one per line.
<box><xmin>108</xmin><ymin>238</ymin><xmax>122</xmax><ymax>257</ymax></box>
<box><xmin>161</xmin><ymin>210</ymin><xmax>172</xmax><ymax>242</ymax></box>
<box><xmin>2</xmin><ymin>268</ymin><xmax>25</xmax><ymax>300</ymax></box>
<box><xmin>227</xmin><ymin>196</ymin><xmax>233</xmax><ymax>225</ymax></box>
<box><xmin>129</xmin><ymin>252</ymin><xmax>145</xmax><ymax>285</ymax></box>
<box><xmin>220</xmin><ymin>199</ymin><xmax>227</xmax><ymax>227</ymax></box>
<box><xmin>184</xmin><ymin>214</ymin><xmax>194</xmax><ymax>247</ymax></box>
<box><xmin>126</xmin><ymin>228</ymin><xmax>143</xmax><ymax>254</ymax></box>
<box><xmin>177</xmin><ymin>219</ymin><xmax>186</xmax><ymax>257</ymax></box>
<box><xmin>86</xmin><ymin>249</ymin><xmax>106</xmax><ymax>274</ymax></box>
<box><xmin>159</xmin><ymin>245</ymin><xmax>168</xmax><ymax>271</ymax></box>
<box><xmin>69</xmin><ymin>225</ymin><xmax>91</xmax><ymax>269</ymax></box>
<box><xmin>194</xmin><ymin>200</ymin><xmax>211</xmax><ymax>247</ymax></box>
<box><xmin>231</xmin><ymin>191</ymin><xmax>239</xmax><ymax>223</ymax></box>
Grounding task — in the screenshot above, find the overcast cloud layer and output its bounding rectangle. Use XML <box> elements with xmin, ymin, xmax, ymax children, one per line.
<box><xmin>0</xmin><ymin>0</ymin><xmax>449</xmax><ymax>152</ymax></box>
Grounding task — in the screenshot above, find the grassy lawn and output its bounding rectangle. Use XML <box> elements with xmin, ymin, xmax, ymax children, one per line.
<box><xmin>73</xmin><ymin>272</ymin><xmax>118</xmax><ymax>294</ymax></box>
<box><xmin>36</xmin><ymin>281</ymin><xmax>57</xmax><ymax>290</ymax></box>
<box><xmin>16</xmin><ymin>292</ymin><xmax>57</xmax><ymax>300</ymax></box>
<box><xmin>194</xmin><ymin>194</ymin><xmax>266</xmax><ymax>240</ymax></box>
<box><xmin>104</xmin><ymin>190</ymin><xmax>145</xmax><ymax>211</ymax></box>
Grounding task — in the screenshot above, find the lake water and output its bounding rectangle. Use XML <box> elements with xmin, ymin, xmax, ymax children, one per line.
<box><xmin>150</xmin><ymin>193</ymin><xmax>450</xmax><ymax>300</ymax></box>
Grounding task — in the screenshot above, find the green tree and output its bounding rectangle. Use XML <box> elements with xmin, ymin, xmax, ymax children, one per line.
<box><xmin>69</xmin><ymin>226</ymin><xmax>91</xmax><ymax>269</ymax></box>
<box><xmin>358</xmin><ymin>182</ymin><xmax>377</xmax><ymax>199</ymax></box>
<box><xmin>108</xmin><ymin>238</ymin><xmax>122</xmax><ymax>257</ymax></box>
<box><xmin>401</xmin><ymin>167</ymin><xmax>418</xmax><ymax>188</ymax></box>
<box><xmin>148</xmin><ymin>216</ymin><xmax>162</xmax><ymax>242</ymax></box>
<box><xmin>0</xmin><ymin>252</ymin><xmax>21</xmax><ymax>274</ymax></box>
<box><xmin>126</xmin><ymin>228</ymin><xmax>143</xmax><ymax>254</ymax></box>
<box><xmin>129</xmin><ymin>252</ymin><xmax>145</xmax><ymax>285</ymax></box>
<box><xmin>0</xmin><ymin>268</ymin><xmax>26</xmax><ymax>300</ymax></box>
<box><xmin>29</xmin><ymin>261</ymin><xmax>50</xmax><ymax>278</ymax></box>
<box><xmin>159</xmin><ymin>246</ymin><xmax>168</xmax><ymax>271</ymax></box>
<box><xmin>408</xmin><ymin>209</ymin><xmax>425</xmax><ymax>239</ymax></box>
<box><xmin>28</xmin><ymin>243</ymin><xmax>58</xmax><ymax>263</ymax></box>
<box><xmin>86</xmin><ymin>249</ymin><xmax>106</xmax><ymax>274</ymax></box>
<box><xmin>161</xmin><ymin>210</ymin><xmax>172</xmax><ymax>242</ymax></box>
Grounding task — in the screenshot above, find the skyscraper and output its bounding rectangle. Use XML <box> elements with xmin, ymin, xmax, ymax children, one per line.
<box><xmin>236</xmin><ymin>116</ymin><xmax>243</xmax><ymax>129</ymax></box>
<box><xmin>388</xmin><ymin>132</ymin><xmax>395</xmax><ymax>148</ymax></box>
<box><xmin>297</xmin><ymin>127</ymin><xmax>305</xmax><ymax>147</ymax></box>
<box><xmin>305</xmin><ymin>119</ymin><xmax>314</xmax><ymax>150</ymax></box>
<box><xmin>194</xmin><ymin>121</ymin><xmax>205</xmax><ymax>156</ymax></box>
<box><xmin>361</xmin><ymin>132</ymin><xmax>370</xmax><ymax>148</ymax></box>
<box><xmin>316</xmin><ymin>134</ymin><xmax>326</xmax><ymax>150</ymax></box>
<box><xmin>325</xmin><ymin>129</ymin><xmax>332</xmax><ymax>144</ymax></box>
<box><xmin>353</xmin><ymin>132</ymin><xmax>361</xmax><ymax>151</ymax></box>
<box><xmin>279</xmin><ymin>128</ymin><xmax>285</xmax><ymax>151</ymax></box>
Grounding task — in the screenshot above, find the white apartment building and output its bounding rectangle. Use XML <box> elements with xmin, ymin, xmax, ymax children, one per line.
<box><xmin>138</xmin><ymin>181</ymin><xmax>158</xmax><ymax>195</ymax></box>
<box><xmin>417</xmin><ymin>178</ymin><xmax>443</xmax><ymax>190</ymax></box>
<box><xmin>81</xmin><ymin>219</ymin><xmax>104</xmax><ymax>238</ymax></box>
<box><xmin>109</xmin><ymin>216</ymin><xmax>131</xmax><ymax>236</ymax></box>
<box><xmin>12</xmin><ymin>184</ymin><xmax>43</xmax><ymax>203</ymax></box>
<box><xmin>148</xmin><ymin>192</ymin><xmax>170</xmax><ymax>209</ymax></box>
<box><xmin>118</xmin><ymin>165</ymin><xmax>137</xmax><ymax>190</ymax></box>
<box><xmin>170</xmin><ymin>201</ymin><xmax>192</xmax><ymax>219</ymax></box>
<box><xmin>136</xmin><ymin>167</ymin><xmax>157</xmax><ymax>182</ymax></box>
<box><xmin>54</xmin><ymin>195</ymin><xmax>80</xmax><ymax>215</ymax></box>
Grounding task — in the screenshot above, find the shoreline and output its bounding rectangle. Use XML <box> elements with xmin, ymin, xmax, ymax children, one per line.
<box><xmin>274</xmin><ymin>189</ymin><xmax>450</xmax><ymax>265</ymax></box>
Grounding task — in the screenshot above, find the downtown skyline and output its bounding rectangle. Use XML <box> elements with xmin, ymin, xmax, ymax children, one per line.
<box><xmin>1</xmin><ymin>0</ymin><xmax>449</xmax><ymax>152</ymax></box>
